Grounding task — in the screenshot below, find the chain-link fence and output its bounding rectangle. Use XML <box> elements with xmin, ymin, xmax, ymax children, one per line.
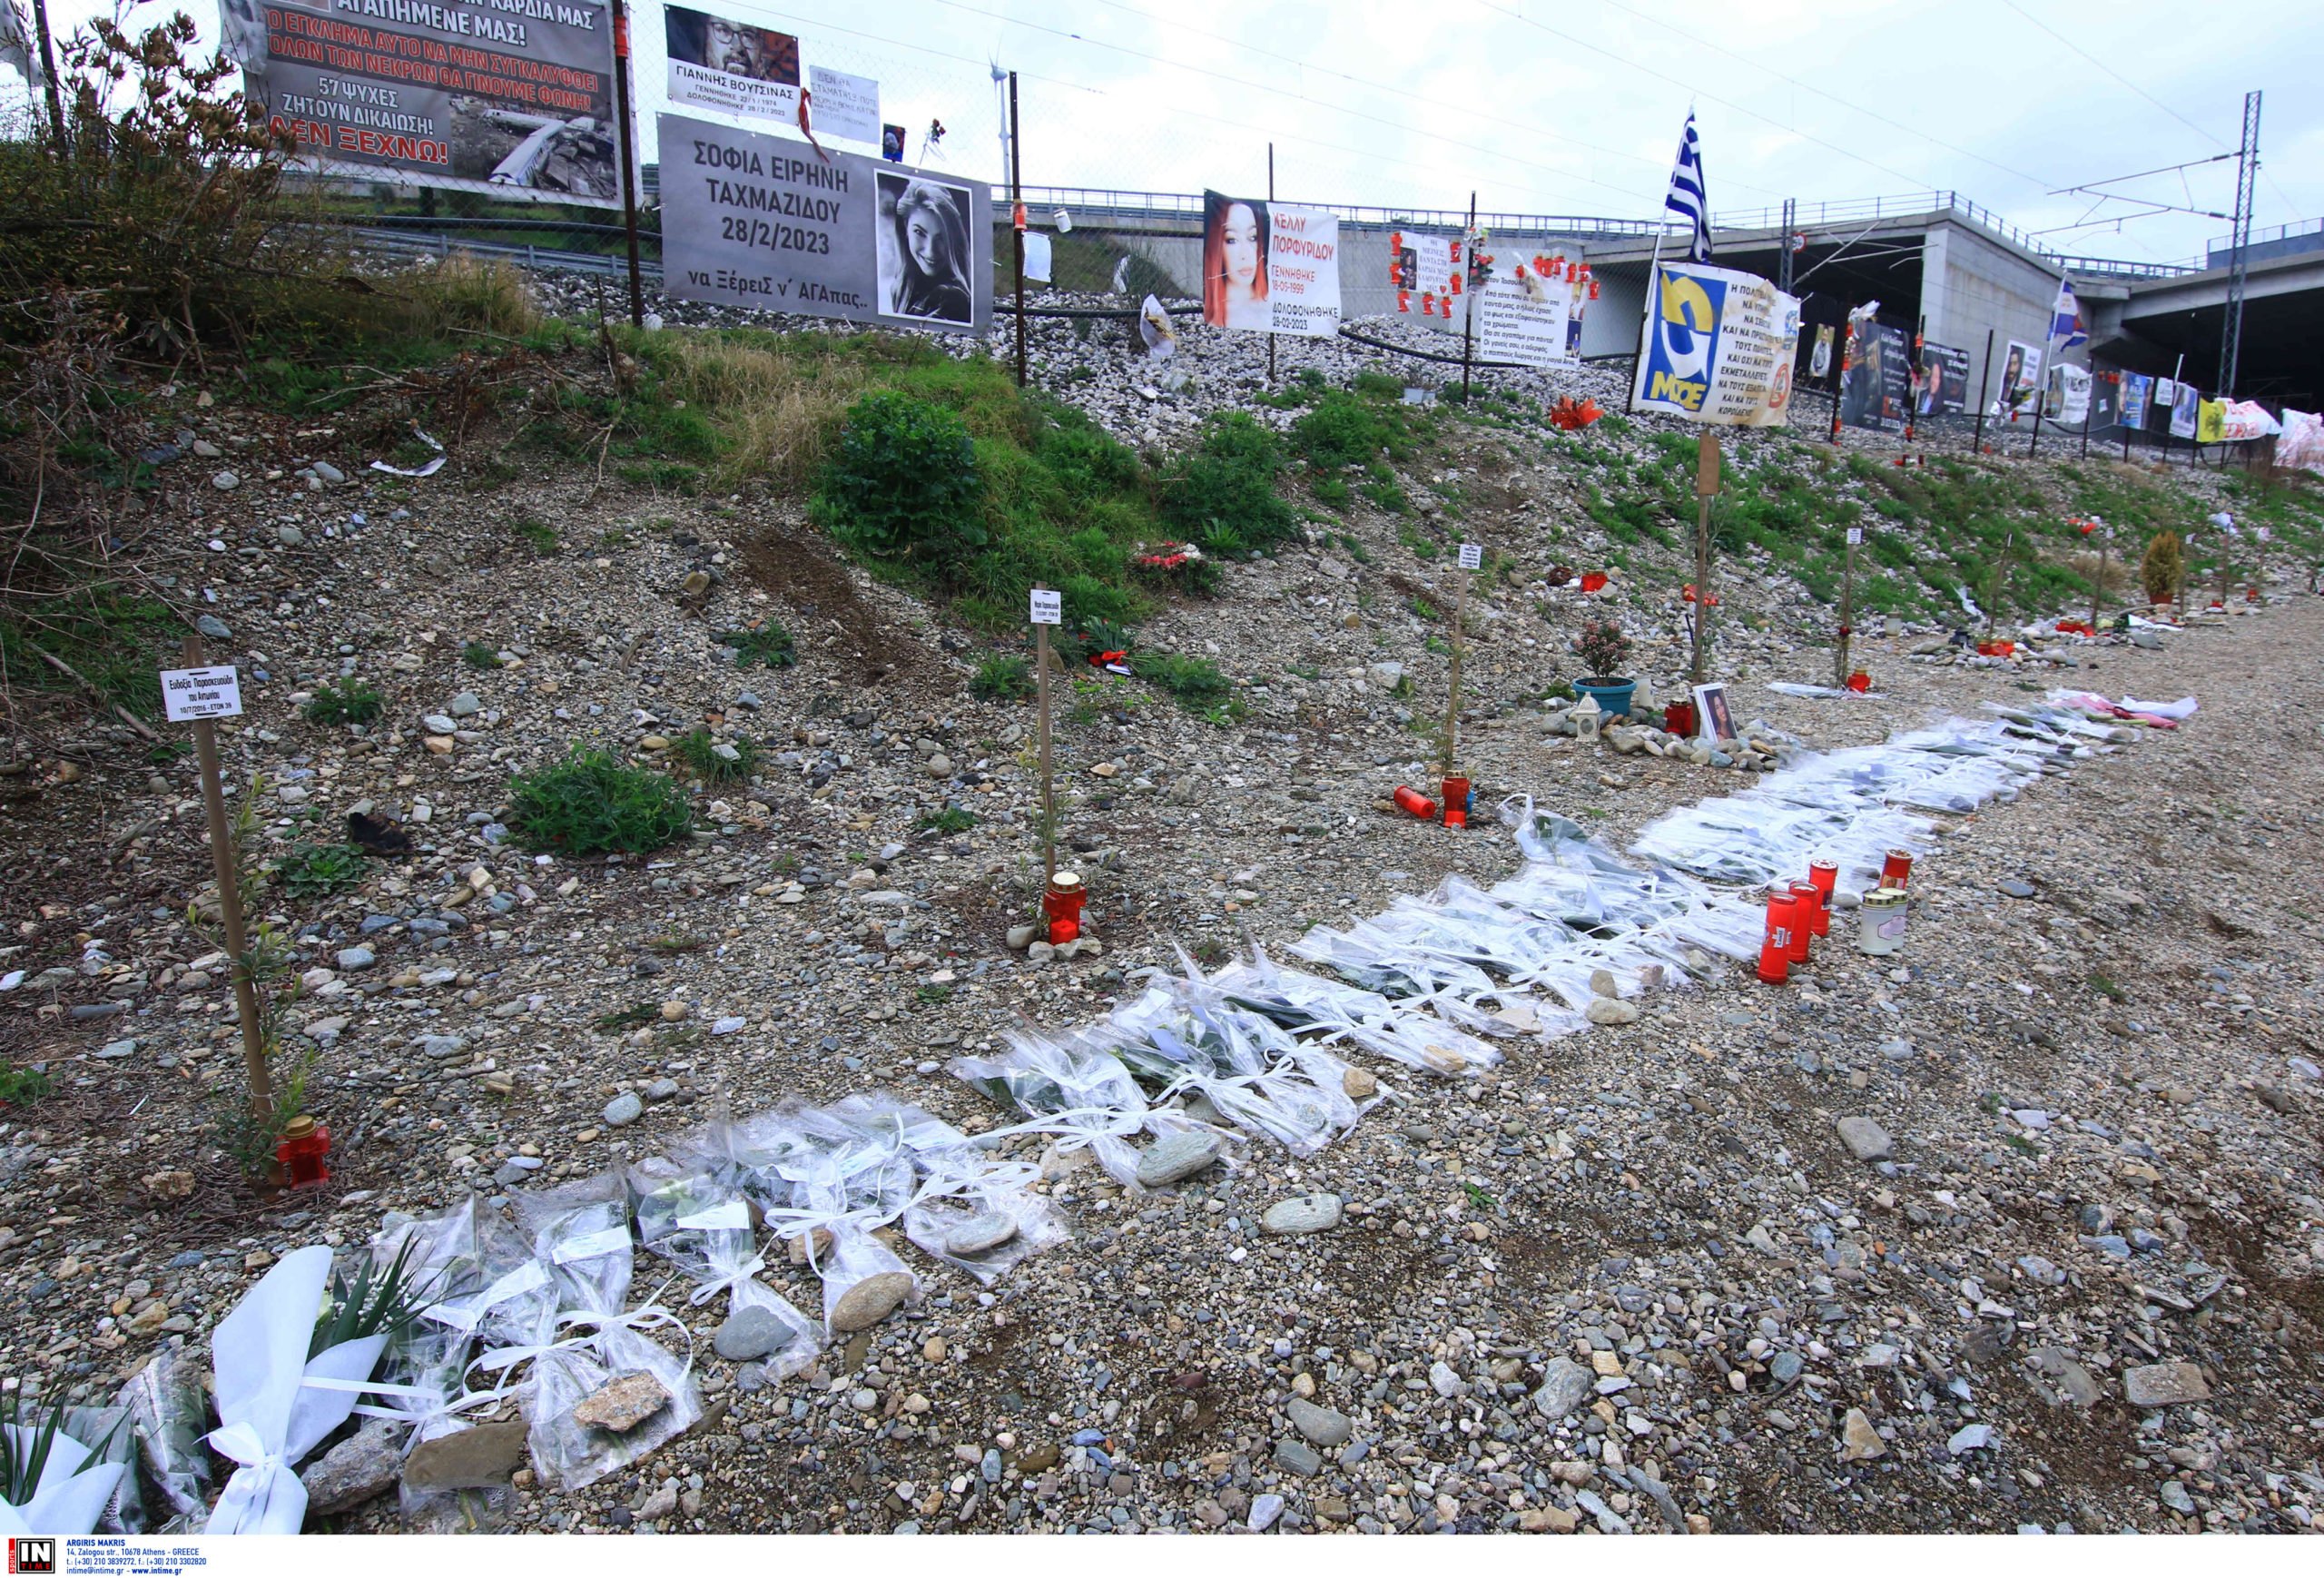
<box><xmin>258</xmin><ymin>0</ymin><xmax>2300</xmax><ymax>468</ymax></box>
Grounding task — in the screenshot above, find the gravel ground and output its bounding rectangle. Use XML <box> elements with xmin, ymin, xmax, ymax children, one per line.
<box><xmin>1</xmin><ymin>297</ymin><xmax>2319</xmax><ymax>1537</ymax></box>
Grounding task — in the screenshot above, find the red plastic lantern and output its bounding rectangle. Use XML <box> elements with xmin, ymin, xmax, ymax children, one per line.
<box><xmin>1757</xmin><ymin>892</ymin><xmax>1796</xmax><ymax>985</ymax></box>
<box><xmin>1441</xmin><ymin>775</ymin><xmax>1471</xmax><ymax>829</ymax></box>
<box><xmin>277</xmin><ymin>1115</ymin><xmax>330</xmax><ymax>1188</ymax></box>
<box><xmin>1392</xmin><ymin>784</ymin><xmax>1437</xmax><ymax>819</ymax></box>
<box><xmin>1044</xmin><ymin>871</ymin><xmax>1087</xmax><ymax>946</ymax></box>
<box><xmin>1792</xmin><ymin>879</ymin><xmax>1828</xmax><ymax>941</ymax></box>
<box><xmin>1879</xmin><ymin>849</ymin><xmax>1913</xmax><ymax>891</ymax></box>
<box><xmin>1846</xmin><ymin>670</ymin><xmax>1871</xmax><ymax>693</ymax></box>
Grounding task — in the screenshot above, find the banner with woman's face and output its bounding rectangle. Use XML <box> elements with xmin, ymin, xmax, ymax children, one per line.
<box><xmin>1201</xmin><ymin>191</ymin><xmax>1341</xmax><ymax>338</ymax></box>
<box><xmin>660</xmin><ymin>112</ymin><xmax>990</xmax><ymax>337</ymax></box>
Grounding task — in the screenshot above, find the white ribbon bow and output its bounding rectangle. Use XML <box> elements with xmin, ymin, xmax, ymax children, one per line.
<box><xmin>202</xmin><ymin>1246</ymin><xmax>389</xmax><ymax>1534</ymax></box>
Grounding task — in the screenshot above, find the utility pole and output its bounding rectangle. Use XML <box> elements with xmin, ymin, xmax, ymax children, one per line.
<box><xmin>609</xmin><ymin>0</ymin><xmax>645</xmax><ymax>328</ymax></box>
<box><xmin>1777</xmin><ymin>198</ymin><xmax>1796</xmax><ymax>295</ymax></box>
<box><xmin>1009</xmin><ymin>72</ymin><xmax>1027</xmax><ymax>389</ymax></box>
<box><xmin>2219</xmin><ymin>90</ymin><xmax>2261</xmax><ymax>399</ymax></box>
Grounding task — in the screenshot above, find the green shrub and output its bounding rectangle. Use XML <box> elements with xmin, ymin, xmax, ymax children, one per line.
<box><xmin>1137</xmin><ymin>650</ymin><xmax>1231</xmax><ymax>706</ymax></box>
<box><xmin>304</xmin><ymin>679</ymin><xmax>384</xmax><ymax>725</ymax></box>
<box><xmin>917</xmin><ymin>806</ymin><xmax>977</xmax><ymax>835</ymax></box>
<box><xmin>1160</xmin><ymin>414</ymin><xmax>1296</xmax><ymax>548</ymax></box>
<box><xmin>1066</xmin><ymin>616</ymin><xmax>1137</xmax><ymax>665</ymax></box>
<box><xmin>508</xmin><ymin>750</ymin><xmax>694</xmax><ymax>855</ymax></box>
<box><xmin>720</xmin><ymin>622</ymin><xmax>797</xmax><ymax>668</ymax></box>
<box><xmin>1291</xmin><ymin>392</ymin><xmax>1393</xmax><ymax>473</ymax></box>
<box><xmin>817</xmin><ymin>391</ymin><xmax>986</xmax><ymax>562</ymax></box>
<box><xmin>515</xmin><ymin>518</ymin><xmax>558</xmax><ymax>556</ymax></box>
<box><xmin>278</xmin><ymin>843</ymin><xmax>368</xmax><ymax>898</ymax></box>
<box><xmin>460</xmin><ymin>641</ymin><xmax>503</xmax><ymax>670</ymax></box>
<box><xmin>0</xmin><ymin>1066</ymin><xmax>53</xmax><ymax>1107</ymax></box>
<box><xmin>970</xmin><ymin>653</ymin><xmax>1033</xmax><ymax>701</ymax></box>
<box><xmin>672</xmin><ymin>728</ymin><xmax>758</xmax><ymax>784</ymax></box>
<box><xmin>1353</xmin><ymin>370</ymin><xmax>1404</xmax><ymax>399</ymax></box>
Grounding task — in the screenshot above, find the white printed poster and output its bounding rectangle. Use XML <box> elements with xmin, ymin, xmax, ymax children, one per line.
<box><xmin>1201</xmin><ymin>191</ymin><xmax>1341</xmax><ymax>338</ymax></box>
<box><xmin>807</xmin><ymin>64</ymin><xmax>881</xmax><ymax>143</ymax></box>
<box><xmin>1473</xmin><ymin>271</ymin><xmax>1574</xmax><ymax>369</ymax></box>
<box><xmin>1630</xmin><ymin>261</ymin><xmax>1802</xmax><ymax>428</ymax></box>
<box><xmin>2043</xmin><ymin>363</ymin><xmax>2091</xmax><ymax>426</ymax></box>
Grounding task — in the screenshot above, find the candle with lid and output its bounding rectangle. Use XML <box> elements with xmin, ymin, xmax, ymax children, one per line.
<box><xmin>1757</xmin><ymin>890</ymin><xmax>1796</xmax><ymax>985</ymax></box>
<box><xmin>1043</xmin><ymin>870</ymin><xmax>1086</xmax><ymax>946</ymax></box>
<box><xmin>276</xmin><ymin>1114</ymin><xmax>330</xmax><ymax>1188</ymax></box>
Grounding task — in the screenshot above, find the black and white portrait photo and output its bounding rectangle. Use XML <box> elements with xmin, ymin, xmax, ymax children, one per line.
<box><xmin>876</xmin><ymin>171</ymin><xmax>975</xmax><ymax>328</ymax></box>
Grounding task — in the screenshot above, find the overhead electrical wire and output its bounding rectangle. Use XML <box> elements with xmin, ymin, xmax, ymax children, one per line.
<box><xmin>1467</xmin><ymin>0</ymin><xmax>1974</xmax><ymax>196</ymax></box>
<box><xmin>1586</xmin><ymin>0</ymin><xmax>2063</xmax><ymax>192</ymax></box>
<box><xmin>898</xmin><ymin>0</ymin><xmax>1694</xmax><ymax>211</ymax></box>
<box><xmin>1064</xmin><ymin>0</ymin><xmax>1787</xmax><ymax>202</ymax></box>
<box><xmin>743</xmin><ymin>0</ymin><xmax>1646</xmax><ymax>208</ymax></box>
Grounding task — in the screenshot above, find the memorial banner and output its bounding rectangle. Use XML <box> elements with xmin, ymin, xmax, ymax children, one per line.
<box><xmin>1630</xmin><ymin>261</ymin><xmax>1801</xmax><ymax>428</ymax></box>
<box><xmin>2280</xmin><ymin>409</ymin><xmax>2324</xmax><ymax>475</ymax></box>
<box><xmin>1998</xmin><ymin>340</ymin><xmax>2042</xmax><ymax>419</ymax></box>
<box><xmin>2170</xmin><ymin>382</ymin><xmax>2200</xmax><ymax>439</ymax></box>
<box><xmin>1473</xmin><ymin>269</ymin><xmax>1574</xmax><ymax>369</ymax></box>
<box><xmin>1914</xmin><ymin>341</ymin><xmax>1969</xmax><ymax>418</ymax></box>
<box><xmin>2043</xmin><ymin>364</ymin><xmax>2091</xmax><ymax>426</ymax></box>
<box><xmin>238</xmin><ymin>0</ymin><xmax>620</xmax><ymax>203</ymax></box>
<box><xmin>1201</xmin><ymin>192</ymin><xmax>1341</xmax><ymax>338</ymax></box>
<box><xmin>1841</xmin><ymin>322</ymin><xmax>1910</xmax><ymax>430</ymax></box>
<box><xmin>1391</xmin><ymin>231</ymin><xmax>1458</xmax><ymax>320</ymax></box>
<box><xmin>665</xmin><ymin>5</ymin><xmax>799</xmax><ymax>125</ymax></box>
<box><xmin>659</xmin><ymin>112</ymin><xmax>991</xmax><ymax>335</ymax></box>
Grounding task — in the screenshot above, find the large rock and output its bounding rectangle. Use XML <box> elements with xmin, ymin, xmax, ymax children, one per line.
<box><xmin>2122</xmin><ymin>1362</ymin><xmax>2211</xmax><ymax>1407</ymax></box>
<box><xmin>714</xmin><ymin>1304</ymin><xmax>799</xmax><ymax>1363</ymax></box>
<box><xmin>1838</xmin><ymin>1406</ymin><xmax>1886</xmax><ymax>1462</ymax></box>
<box><xmin>1135</xmin><ymin>1130</ymin><xmax>1221</xmax><ymax>1188</ymax></box>
<box><xmin>1585</xmin><ymin>997</ymin><xmax>1640</xmax><ymax>1026</ymax></box>
<box><xmin>1260</xmin><ymin>1193</ymin><xmax>1343</xmax><ymax>1235</ymax></box>
<box><xmin>830</xmin><ymin>1270</ymin><xmax>914</xmax><ymax>1332</ymax></box>
<box><xmin>570</xmin><ymin>1371</ymin><xmax>672</xmax><ymax>1434</ymax></box>
<box><xmin>1533</xmin><ymin>1357</ymin><xmax>1594</xmax><ymax>1420</ymax></box>
<box><xmin>301</xmin><ymin>1417</ymin><xmax>403</xmax><ymax>1514</ymax></box>
<box><xmin>1836</xmin><ymin>1116</ymin><xmax>1892</xmax><ymax>1162</ymax></box>
<box><xmin>1285</xmin><ymin>1397</ymin><xmax>1352</xmax><ymax>1448</ymax></box>
<box><xmin>400</xmin><ymin>1421</ymin><xmax>530</xmax><ymax>1492</ymax></box>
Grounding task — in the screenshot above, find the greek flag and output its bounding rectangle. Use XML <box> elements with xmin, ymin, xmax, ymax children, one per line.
<box><xmin>2049</xmin><ymin>279</ymin><xmax>2088</xmax><ymax>349</ymax></box>
<box><xmin>1664</xmin><ymin>112</ymin><xmax>1711</xmax><ymax>263</ymax></box>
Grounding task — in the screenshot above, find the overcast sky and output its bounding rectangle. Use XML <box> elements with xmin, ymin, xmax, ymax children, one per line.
<box><xmin>12</xmin><ymin>0</ymin><xmax>2319</xmax><ymax>265</ymax></box>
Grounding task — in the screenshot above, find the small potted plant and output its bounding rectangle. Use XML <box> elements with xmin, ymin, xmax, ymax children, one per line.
<box><xmin>1571</xmin><ymin>618</ymin><xmax>1636</xmax><ymax>718</ymax></box>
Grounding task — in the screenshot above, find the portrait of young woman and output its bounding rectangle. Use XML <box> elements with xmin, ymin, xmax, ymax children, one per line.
<box><xmin>1202</xmin><ymin>192</ymin><xmax>1272</xmax><ymax>331</ymax></box>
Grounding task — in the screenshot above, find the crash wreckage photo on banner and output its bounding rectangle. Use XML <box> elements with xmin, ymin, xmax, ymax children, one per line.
<box><xmin>222</xmin><ymin>0</ymin><xmax>625</xmax><ymax>202</ymax></box>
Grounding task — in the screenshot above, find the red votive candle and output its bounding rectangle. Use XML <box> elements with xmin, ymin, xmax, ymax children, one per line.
<box><xmin>1757</xmin><ymin>892</ymin><xmax>1796</xmax><ymax>985</ymax></box>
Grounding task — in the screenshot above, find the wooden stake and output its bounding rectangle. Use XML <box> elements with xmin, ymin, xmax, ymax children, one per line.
<box><xmin>1691</xmin><ymin>432</ymin><xmax>1718</xmax><ymax>685</ymax></box>
<box><xmin>1443</xmin><ymin>547</ymin><xmax>1475</xmax><ymax>772</ymax></box>
<box><xmin>1033</xmin><ymin>611</ymin><xmax>1055</xmax><ymax>889</ymax></box>
<box><xmin>1836</xmin><ymin>526</ymin><xmax>1860</xmax><ymax>688</ymax></box>
<box><xmin>1266</xmin><ymin>143</ymin><xmax>1276</xmax><ymax>388</ymax></box>
<box><xmin>2091</xmin><ymin>526</ymin><xmax>2108</xmax><ymax>630</ymax></box>
<box><xmin>183</xmin><ymin>634</ymin><xmax>271</xmax><ymax>1129</ymax></box>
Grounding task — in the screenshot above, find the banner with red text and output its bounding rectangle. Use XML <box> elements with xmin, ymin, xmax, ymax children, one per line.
<box><xmin>1200</xmin><ymin>192</ymin><xmax>1341</xmax><ymax>338</ymax></box>
<box><xmin>237</xmin><ymin>0</ymin><xmax>622</xmax><ymax>206</ymax></box>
